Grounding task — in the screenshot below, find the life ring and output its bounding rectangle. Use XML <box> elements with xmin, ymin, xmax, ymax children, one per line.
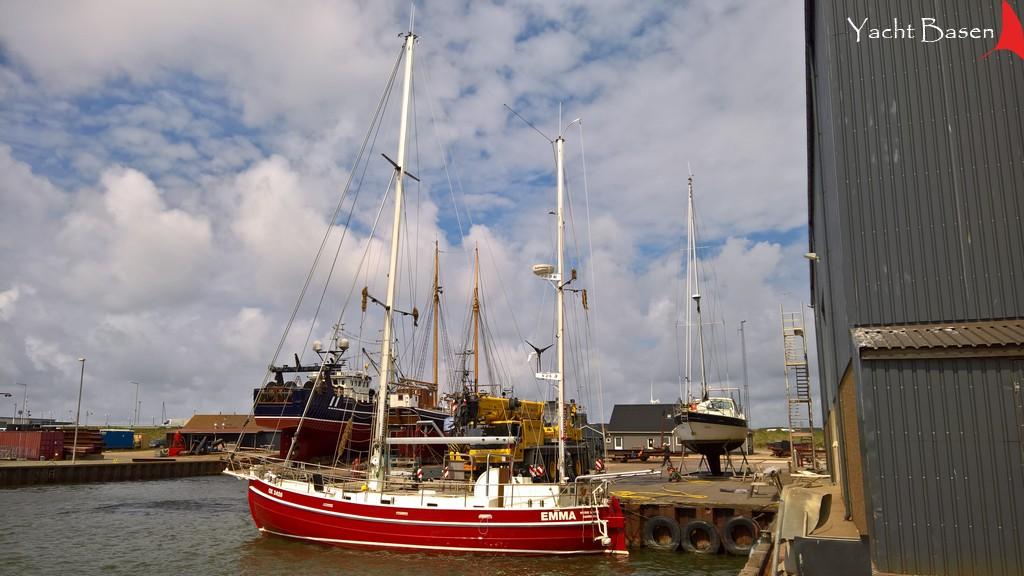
<box><xmin>680</xmin><ymin>519</ymin><xmax>720</xmax><ymax>554</ymax></box>
<box><xmin>722</xmin><ymin>516</ymin><xmax>759</xmax><ymax>555</ymax></box>
<box><xmin>641</xmin><ymin>516</ymin><xmax>681</xmax><ymax>551</ymax></box>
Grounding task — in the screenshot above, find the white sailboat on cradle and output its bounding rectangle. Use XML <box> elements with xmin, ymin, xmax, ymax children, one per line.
<box><xmin>227</xmin><ymin>22</ymin><xmax>651</xmax><ymax>555</ymax></box>
<box><xmin>672</xmin><ymin>175</ymin><xmax>748</xmax><ymax>475</ymax></box>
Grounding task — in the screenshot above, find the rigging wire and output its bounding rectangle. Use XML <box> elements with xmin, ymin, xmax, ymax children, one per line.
<box><xmin>421</xmin><ymin>65</ymin><xmax>532</xmax><ymax>367</ymax></box>
<box><xmin>279</xmin><ymin>44</ymin><xmax>406</xmax><ymax>465</ymax></box>
<box><xmin>233</xmin><ymin>44</ymin><xmax>405</xmax><ymax>451</ymax></box>
<box><xmin>576</xmin><ymin>120</ymin><xmax>608</xmax><ymax>433</ymax></box>
<box><xmin>299</xmin><ymin>47</ymin><xmax>406</xmax><ymax>363</ymax></box>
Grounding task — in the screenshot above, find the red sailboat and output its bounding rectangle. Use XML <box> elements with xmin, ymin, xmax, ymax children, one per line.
<box><xmin>228</xmin><ymin>22</ymin><xmax>646</xmax><ymax>555</ymax></box>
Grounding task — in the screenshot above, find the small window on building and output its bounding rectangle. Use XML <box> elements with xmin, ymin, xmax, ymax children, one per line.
<box><xmin>614</xmin><ymin>436</ymin><xmax>622</xmax><ymax>449</ymax></box>
<box><xmin>647</xmin><ymin>438</ymin><xmax>655</xmax><ymax>449</ymax></box>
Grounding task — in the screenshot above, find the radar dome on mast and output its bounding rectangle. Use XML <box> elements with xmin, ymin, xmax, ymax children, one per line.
<box><xmin>532</xmin><ymin>264</ymin><xmax>555</xmax><ymax>276</ymax></box>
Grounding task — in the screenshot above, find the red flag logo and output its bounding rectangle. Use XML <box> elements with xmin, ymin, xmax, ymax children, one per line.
<box><xmin>982</xmin><ymin>1</ymin><xmax>1024</xmax><ymax>59</ymax></box>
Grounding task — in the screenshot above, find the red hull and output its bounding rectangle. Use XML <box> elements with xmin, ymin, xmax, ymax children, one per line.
<box><xmin>246</xmin><ymin>477</ymin><xmax>627</xmax><ymax>555</ymax></box>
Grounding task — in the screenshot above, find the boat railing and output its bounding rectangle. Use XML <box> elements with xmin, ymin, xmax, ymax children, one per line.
<box><xmin>227</xmin><ymin>453</ymin><xmax>368</xmax><ymax>485</ymax></box>
<box><xmin>228</xmin><ymin>452</ymin><xmax>620</xmax><ymax>509</ymax></box>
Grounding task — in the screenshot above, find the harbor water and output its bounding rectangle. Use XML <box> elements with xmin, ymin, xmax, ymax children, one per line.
<box><xmin>0</xmin><ymin>475</ymin><xmax>746</xmax><ymax>575</ymax></box>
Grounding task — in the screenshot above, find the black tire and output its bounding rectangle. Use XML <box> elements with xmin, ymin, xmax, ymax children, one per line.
<box><xmin>722</xmin><ymin>516</ymin><xmax>759</xmax><ymax>556</ymax></box>
<box><xmin>680</xmin><ymin>519</ymin><xmax>721</xmax><ymax>554</ymax></box>
<box><xmin>641</xmin><ymin>516</ymin><xmax>681</xmax><ymax>551</ymax></box>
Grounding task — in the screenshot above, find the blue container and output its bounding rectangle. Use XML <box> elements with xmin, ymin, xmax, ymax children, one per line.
<box><xmin>100</xmin><ymin>429</ymin><xmax>135</xmax><ymax>450</ymax></box>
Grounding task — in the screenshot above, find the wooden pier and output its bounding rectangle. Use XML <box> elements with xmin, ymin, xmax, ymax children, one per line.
<box><xmin>607</xmin><ymin>457</ymin><xmax>781</xmax><ymax>554</ymax></box>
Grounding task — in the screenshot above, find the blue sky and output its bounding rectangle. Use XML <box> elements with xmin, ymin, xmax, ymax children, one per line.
<box><xmin>0</xmin><ymin>1</ymin><xmax>812</xmax><ymax>427</ymax></box>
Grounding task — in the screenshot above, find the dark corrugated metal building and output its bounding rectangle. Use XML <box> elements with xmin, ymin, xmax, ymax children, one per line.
<box><xmin>807</xmin><ymin>1</ymin><xmax>1023</xmax><ymax>574</ymax></box>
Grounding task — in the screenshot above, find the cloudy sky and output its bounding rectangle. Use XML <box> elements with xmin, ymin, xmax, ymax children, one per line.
<box><xmin>0</xmin><ymin>1</ymin><xmax>813</xmax><ymax>428</ymax></box>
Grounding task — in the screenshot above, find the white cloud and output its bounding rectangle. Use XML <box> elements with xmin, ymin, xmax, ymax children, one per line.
<box><xmin>221</xmin><ymin>307</ymin><xmax>271</xmax><ymax>363</ymax></box>
<box><xmin>0</xmin><ymin>1</ymin><xmax>813</xmax><ymax>427</ymax></box>
<box><xmin>57</xmin><ymin>166</ymin><xmax>213</xmax><ymax>310</ymax></box>
<box><xmin>0</xmin><ymin>286</ymin><xmax>21</xmax><ymax>321</ymax></box>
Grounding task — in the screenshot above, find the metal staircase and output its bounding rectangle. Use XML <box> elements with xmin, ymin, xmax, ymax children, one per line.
<box><xmin>781</xmin><ymin>306</ymin><xmax>818</xmax><ymax>469</ymax></box>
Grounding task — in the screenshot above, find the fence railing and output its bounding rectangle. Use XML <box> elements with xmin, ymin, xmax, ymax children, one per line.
<box><xmin>227</xmin><ymin>453</ymin><xmax>610</xmax><ymax>509</ymax></box>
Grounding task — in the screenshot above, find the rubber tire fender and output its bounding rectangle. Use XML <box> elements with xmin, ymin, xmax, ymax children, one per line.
<box><xmin>680</xmin><ymin>519</ymin><xmax>721</xmax><ymax>554</ymax></box>
<box><xmin>721</xmin><ymin>516</ymin><xmax>760</xmax><ymax>556</ymax></box>
<box><xmin>641</xmin><ymin>515</ymin><xmax>681</xmax><ymax>551</ymax></box>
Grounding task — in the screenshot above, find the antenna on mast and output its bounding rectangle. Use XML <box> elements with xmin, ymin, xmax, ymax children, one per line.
<box><xmin>503</xmin><ymin>104</ymin><xmax>552</xmax><ymax>142</ymax></box>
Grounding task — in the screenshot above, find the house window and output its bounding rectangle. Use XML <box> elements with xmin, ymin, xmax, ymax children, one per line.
<box><xmin>647</xmin><ymin>438</ymin><xmax>655</xmax><ymax>449</ymax></box>
<box><xmin>614</xmin><ymin>437</ymin><xmax>622</xmax><ymax>449</ymax></box>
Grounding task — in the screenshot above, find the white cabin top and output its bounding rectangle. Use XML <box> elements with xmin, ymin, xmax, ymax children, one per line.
<box><xmin>695</xmin><ymin>397</ymin><xmax>743</xmax><ymax>419</ymax></box>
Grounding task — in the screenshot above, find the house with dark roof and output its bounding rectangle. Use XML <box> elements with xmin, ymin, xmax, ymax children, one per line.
<box><xmin>605</xmin><ymin>404</ymin><xmax>680</xmax><ymax>455</ymax></box>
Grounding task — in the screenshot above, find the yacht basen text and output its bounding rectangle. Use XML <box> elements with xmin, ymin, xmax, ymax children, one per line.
<box><xmin>847</xmin><ymin>17</ymin><xmax>995</xmax><ymax>43</ymax></box>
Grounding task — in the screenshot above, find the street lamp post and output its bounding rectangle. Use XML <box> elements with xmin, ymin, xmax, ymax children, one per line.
<box><xmin>739</xmin><ymin>320</ymin><xmax>753</xmax><ymax>454</ymax></box>
<box><xmin>129</xmin><ymin>381</ymin><xmax>141</xmax><ymax>429</ymax></box>
<box><xmin>73</xmin><ymin>358</ymin><xmax>86</xmax><ymax>464</ymax></box>
<box><xmin>1</xmin><ymin>393</ymin><xmax>12</xmax><ymax>428</ymax></box>
<box><xmin>15</xmin><ymin>382</ymin><xmax>28</xmax><ymax>424</ymax></box>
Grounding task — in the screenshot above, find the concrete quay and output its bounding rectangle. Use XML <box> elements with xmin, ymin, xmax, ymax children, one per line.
<box><xmin>0</xmin><ymin>450</ymin><xmax>227</xmax><ymax>488</ymax></box>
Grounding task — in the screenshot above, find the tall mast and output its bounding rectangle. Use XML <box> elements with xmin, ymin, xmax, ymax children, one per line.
<box><xmin>739</xmin><ymin>320</ymin><xmax>749</xmax><ymax>418</ymax></box>
<box><xmin>555</xmin><ymin>135</ymin><xmax>567</xmax><ymax>485</ymax></box>
<box><xmin>684</xmin><ymin>180</ymin><xmax>694</xmax><ymax>401</ymax></box>
<box><xmin>369</xmin><ymin>30</ymin><xmax>416</xmax><ymax>488</ymax></box>
<box><xmin>472</xmin><ymin>245</ymin><xmax>480</xmax><ymax>394</ymax></box>
<box><xmin>432</xmin><ymin>240</ymin><xmax>439</xmax><ymax>405</ymax></box>
<box><xmin>688</xmin><ymin>175</ymin><xmax>710</xmax><ymax>401</ymax></box>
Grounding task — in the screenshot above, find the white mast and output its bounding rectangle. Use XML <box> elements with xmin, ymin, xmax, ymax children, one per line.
<box><xmin>555</xmin><ymin>133</ymin><xmax>567</xmax><ymax>485</ymax></box>
<box><xmin>688</xmin><ymin>175</ymin><xmax>710</xmax><ymax>401</ymax></box>
<box><xmin>369</xmin><ymin>30</ymin><xmax>416</xmax><ymax>488</ymax></box>
<box><xmin>533</xmin><ymin>116</ymin><xmax>578</xmax><ymax>484</ymax></box>
<box><xmin>684</xmin><ymin>180</ymin><xmax>694</xmax><ymax>401</ymax></box>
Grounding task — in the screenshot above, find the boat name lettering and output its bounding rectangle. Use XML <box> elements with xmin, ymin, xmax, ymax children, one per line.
<box><xmin>269</xmin><ymin>488</ymin><xmax>284</xmax><ymax>498</ymax></box>
<box><xmin>541</xmin><ymin>510</ymin><xmax>577</xmax><ymax>521</ymax></box>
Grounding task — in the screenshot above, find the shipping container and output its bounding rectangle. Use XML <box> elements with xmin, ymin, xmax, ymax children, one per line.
<box><xmin>0</xmin><ymin>430</ymin><xmax>65</xmax><ymax>460</ymax></box>
<box><xmin>100</xmin><ymin>429</ymin><xmax>135</xmax><ymax>450</ymax></box>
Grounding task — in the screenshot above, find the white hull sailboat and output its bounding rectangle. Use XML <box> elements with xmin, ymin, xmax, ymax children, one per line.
<box><xmin>672</xmin><ymin>175</ymin><xmax>748</xmax><ymax>475</ymax></box>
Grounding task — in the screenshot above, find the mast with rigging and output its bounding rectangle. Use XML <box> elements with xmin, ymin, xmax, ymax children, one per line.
<box><xmin>533</xmin><ymin>126</ymin><xmax>573</xmax><ymax>486</ymax></box>
<box><xmin>472</xmin><ymin>245</ymin><xmax>480</xmax><ymax>394</ymax></box>
<box><xmin>369</xmin><ymin>30</ymin><xmax>416</xmax><ymax>488</ymax></box>
<box><xmin>687</xmin><ymin>175</ymin><xmax>710</xmax><ymax>402</ymax></box>
<box><xmin>432</xmin><ymin>241</ymin><xmax>440</xmax><ymax>406</ymax></box>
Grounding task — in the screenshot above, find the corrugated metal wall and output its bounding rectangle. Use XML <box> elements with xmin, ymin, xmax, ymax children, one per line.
<box><xmin>820</xmin><ymin>0</ymin><xmax>1023</xmax><ymax>327</ymax></box>
<box><xmin>807</xmin><ymin>0</ymin><xmax>851</xmax><ymax>417</ymax></box>
<box><xmin>859</xmin><ymin>358</ymin><xmax>1024</xmax><ymax>576</ymax></box>
<box><xmin>808</xmin><ymin>1</ymin><xmax>1024</xmax><ymax>574</ymax></box>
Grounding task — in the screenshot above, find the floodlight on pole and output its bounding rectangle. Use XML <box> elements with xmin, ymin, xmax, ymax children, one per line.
<box><xmin>15</xmin><ymin>382</ymin><xmax>28</xmax><ymax>424</ymax></box>
<box><xmin>72</xmin><ymin>358</ymin><xmax>86</xmax><ymax>464</ymax></box>
<box><xmin>129</xmin><ymin>381</ymin><xmax>141</xmax><ymax>429</ymax></box>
